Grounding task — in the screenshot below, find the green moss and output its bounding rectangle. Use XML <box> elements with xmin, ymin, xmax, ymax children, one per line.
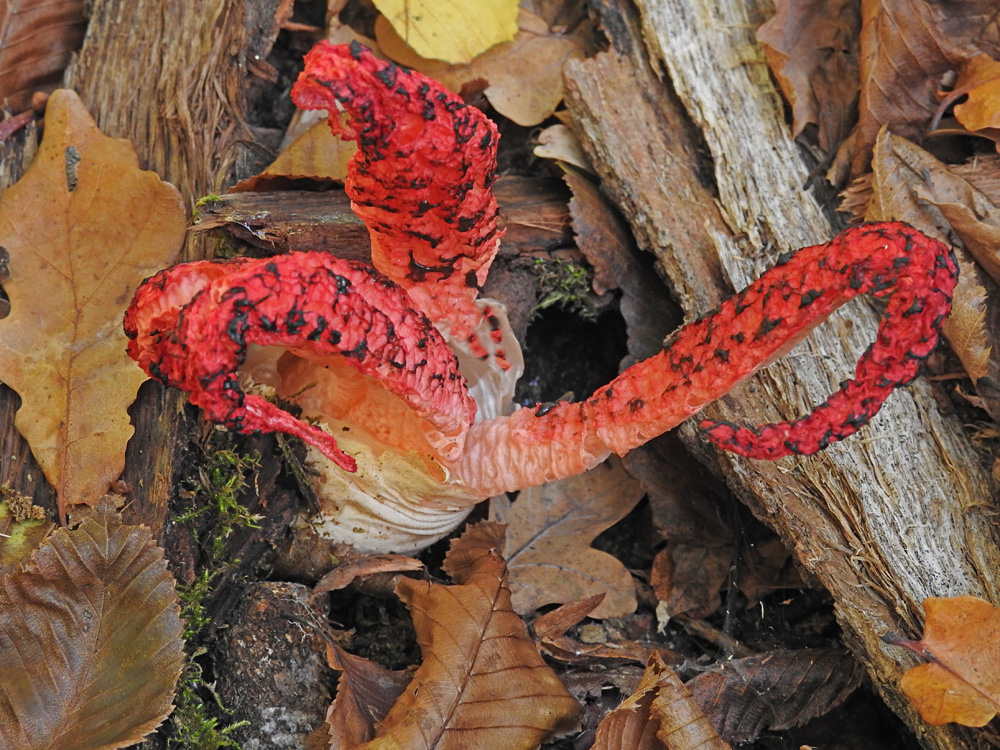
<box><xmin>167</xmin><ymin>442</ymin><xmax>263</xmax><ymax>749</ymax></box>
<box><xmin>531</xmin><ymin>257</ymin><xmax>596</xmax><ymax>319</ymax></box>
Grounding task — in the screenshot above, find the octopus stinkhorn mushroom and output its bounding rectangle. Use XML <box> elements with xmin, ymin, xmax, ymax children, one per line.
<box><xmin>124</xmin><ymin>42</ymin><xmax>958</xmax><ymax>553</ymax></box>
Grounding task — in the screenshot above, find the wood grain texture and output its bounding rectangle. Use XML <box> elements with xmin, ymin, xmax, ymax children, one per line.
<box><xmin>570</xmin><ymin>1</ymin><xmax>1000</xmax><ymax>748</ymax></box>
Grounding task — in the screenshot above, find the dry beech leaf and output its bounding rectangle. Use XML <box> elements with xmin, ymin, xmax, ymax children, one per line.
<box><xmin>687</xmin><ymin>649</ymin><xmax>863</xmax><ymax>744</ymax></box>
<box><xmin>756</xmin><ymin>0</ymin><xmax>860</xmax><ymax>150</ymax></box>
<box><xmin>230</xmin><ymin>119</ymin><xmax>356</xmax><ymax>192</ymax></box>
<box><xmin>375</xmin><ymin>9</ymin><xmax>586</xmax><ymax>126</ymax></box>
<box><xmin>0</xmin><ymin>89</ymin><xmax>186</xmax><ymax>520</ymax></box>
<box><xmin>371</xmin><ymin>0</ymin><xmax>518</xmax><ymax>64</ymax></box>
<box><xmin>0</xmin><ymin>505</ymin><xmax>184</xmax><ymax>750</ymax></box>
<box><xmin>593</xmin><ymin>652</ymin><xmax>730</xmax><ymax>750</ymax></box>
<box><xmin>865</xmin><ymin>128</ymin><xmax>996</xmax><ymax>386</ymax></box>
<box><xmin>886</xmin><ymin>596</ymin><xmax>1000</xmax><ymax>727</ymax></box>
<box><xmin>324</xmin><ymin>643</ymin><xmax>411</xmax><ymax>749</ymax></box>
<box><xmin>829</xmin><ymin>0</ymin><xmax>1000</xmax><ymax>183</ymax></box>
<box><xmin>0</xmin><ymin>1</ymin><xmax>86</xmax><ymax>112</ymax></box>
<box><xmin>355</xmin><ymin>521</ymin><xmax>581</xmax><ymax>749</ymax></box>
<box><xmin>490</xmin><ymin>457</ymin><xmax>643</xmax><ymax>619</ymax></box>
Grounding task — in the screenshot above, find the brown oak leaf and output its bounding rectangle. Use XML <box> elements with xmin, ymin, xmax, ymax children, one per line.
<box><xmin>490</xmin><ymin>456</ymin><xmax>644</xmax><ymax>619</ymax></box>
<box><xmin>0</xmin><ymin>89</ymin><xmax>186</xmax><ymax>520</ymax></box>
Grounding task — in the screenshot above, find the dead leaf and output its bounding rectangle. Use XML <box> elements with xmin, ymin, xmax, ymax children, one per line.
<box><xmin>0</xmin><ymin>1</ymin><xmax>86</xmax><ymax>112</ymax></box>
<box><xmin>622</xmin><ymin>436</ymin><xmax>733</xmax><ymax>619</ymax></box>
<box><xmin>532</xmin><ymin>595</ymin><xmax>674</xmax><ymax>667</ymax></box>
<box><xmin>0</xmin><ymin>89</ymin><xmax>186</xmax><ymax>520</ymax></box>
<box><xmin>375</xmin><ymin>9</ymin><xmax>587</xmax><ymax>126</ymax></box>
<box><xmin>324</xmin><ymin>644</ymin><xmax>411</xmax><ymax>749</ymax></box>
<box><xmin>593</xmin><ymin>652</ymin><xmax>730</xmax><ymax>750</ymax></box>
<box><xmin>371</xmin><ymin>0</ymin><xmax>518</xmax><ymax>64</ymax></box>
<box><xmin>490</xmin><ymin>457</ymin><xmax>644</xmax><ymax>619</ymax></box>
<box><xmin>945</xmin><ymin>54</ymin><xmax>1000</xmax><ymax>133</ymax></box>
<box><xmin>230</xmin><ymin>119</ymin><xmax>355</xmax><ymax>192</ymax></box>
<box><xmin>353</xmin><ymin>521</ymin><xmax>580</xmax><ymax>749</ymax></box>
<box><xmin>0</xmin><ymin>505</ymin><xmax>184</xmax><ymax>750</ymax></box>
<box><xmin>312</xmin><ymin>553</ymin><xmax>423</xmax><ymax>598</ymax></box>
<box><xmin>534</xmin><ymin>124</ymin><xmax>594</xmax><ymax>173</ymax></box>
<box><xmin>865</xmin><ymin>129</ymin><xmax>999</xmax><ymax>393</ymax></box>
<box><xmin>829</xmin><ymin>0</ymin><xmax>1000</xmax><ymax>183</ymax></box>
<box><xmin>889</xmin><ymin>595</ymin><xmax>1000</xmax><ymax>727</ymax></box>
<box><xmin>756</xmin><ymin>0</ymin><xmax>860</xmax><ymax>150</ymax></box>
<box><xmin>687</xmin><ymin>649</ymin><xmax>863</xmax><ymax>743</ymax></box>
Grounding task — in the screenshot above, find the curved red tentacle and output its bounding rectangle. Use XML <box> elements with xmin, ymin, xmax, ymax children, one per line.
<box><xmin>124</xmin><ymin>253</ymin><xmax>476</xmax><ymax>472</ymax></box>
<box><xmin>291</xmin><ymin>42</ymin><xmax>509</xmax><ymax>368</ymax></box>
<box><xmin>454</xmin><ymin>223</ymin><xmax>957</xmax><ymax>495</ymax></box>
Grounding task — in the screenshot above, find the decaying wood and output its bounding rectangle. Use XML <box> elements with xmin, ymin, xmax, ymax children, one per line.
<box><xmin>48</xmin><ymin>0</ymin><xmax>292</xmax><ymax>539</ymax></box>
<box><xmin>567</xmin><ymin>2</ymin><xmax>1000</xmax><ymax>748</ymax></box>
<box><xmin>192</xmin><ymin>175</ymin><xmax>573</xmax><ymax>260</ymax></box>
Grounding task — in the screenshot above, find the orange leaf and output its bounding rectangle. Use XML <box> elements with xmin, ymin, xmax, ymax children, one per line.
<box><xmin>490</xmin><ymin>457</ymin><xmax>643</xmax><ymax>619</ymax></box>
<box><xmin>893</xmin><ymin>595</ymin><xmax>1000</xmax><ymax>727</ymax></box>
<box><xmin>359</xmin><ymin>521</ymin><xmax>581</xmax><ymax>749</ymax></box>
<box><xmin>952</xmin><ymin>54</ymin><xmax>1000</xmax><ymax>132</ymax></box>
<box><xmin>0</xmin><ymin>89</ymin><xmax>186</xmax><ymax>519</ymax></box>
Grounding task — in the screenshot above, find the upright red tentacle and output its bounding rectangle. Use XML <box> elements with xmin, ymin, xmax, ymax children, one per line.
<box><xmin>453</xmin><ymin>223</ymin><xmax>957</xmax><ymax>496</ymax></box>
<box><xmin>292</xmin><ymin>42</ymin><xmax>509</xmax><ymax>368</ymax></box>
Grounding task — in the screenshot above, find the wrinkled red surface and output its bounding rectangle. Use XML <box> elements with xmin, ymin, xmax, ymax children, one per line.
<box><xmin>292</xmin><ymin>42</ymin><xmax>508</xmax><ymax>367</ymax></box>
<box><xmin>124</xmin><ymin>253</ymin><xmax>475</xmax><ymax>472</ymax></box>
<box><xmin>457</xmin><ymin>223</ymin><xmax>957</xmax><ymax>494</ymax></box>
<box><xmin>125</xmin><ymin>42</ymin><xmax>958</xmax><ymax>499</ymax></box>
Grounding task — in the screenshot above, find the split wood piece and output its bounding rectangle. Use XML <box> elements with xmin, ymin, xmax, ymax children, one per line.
<box><xmin>55</xmin><ymin>0</ymin><xmax>294</xmax><ymax>538</ymax></box>
<box><xmin>567</xmin><ymin>2</ymin><xmax>1000</xmax><ymax>749</ymax></box>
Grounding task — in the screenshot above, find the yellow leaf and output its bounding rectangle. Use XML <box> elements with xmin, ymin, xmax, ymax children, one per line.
<box><xmin>372</xmin><ymin>0</ymin><xmax>518</xmax><ymax>64</ymax></box>
<box><xmin>0</xmin><ymin>89</ymin><xmax>186</xmax><ymax>520</ymax></box>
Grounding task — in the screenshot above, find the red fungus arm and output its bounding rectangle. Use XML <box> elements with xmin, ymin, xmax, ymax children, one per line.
<box><xmin>125</xmin><ymin>252</ymin><xmax>476</xmax><ymax>472</ymax></box>
<box><xmin>291</xmin><ymin>42</ymin><xmax>509</xmax><ymax>368</ymax></box>
<box><xmin>454</xmin><ymin>223</ymin><xmax>957</xmax><ymax>495</ymax></box>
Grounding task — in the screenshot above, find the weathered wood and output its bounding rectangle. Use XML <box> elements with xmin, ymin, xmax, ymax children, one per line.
<box><xmin>567</xmin><ymin>2</ymin><xmax>1000</xmax><ymax>748</ymax></box>
<box><xmin>52</xmin><ymin>0</ymin><xmax>291</xmax><ymax>539</ymax></box>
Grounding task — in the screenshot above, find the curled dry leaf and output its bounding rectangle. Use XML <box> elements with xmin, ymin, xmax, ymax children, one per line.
<box><xmin>829</xmin><ymin>0</ymin><xmax>1000</xmax><ymax>183</ymax></box>
<box><xmin>0</xmin><ymin>506</ymin><xmax>184</xmax><ymax>750</ymax></box>
<box><xmin>864</xmin><ymin>129</ymin><xmax>999</xmax><ymax>395</ymax></box>
<box><xmin>756</xmin><ymin>0</ymin><xmax>860</xmax><ymax>150</ymax></box>
<box><xmin>347</xmin><ymin>521</ymin><xmax>580</xmax><ymax>749</ymax></box>
<box><xmin>0</xmin><ymin>89</ymin><xmax>186</xmax><ymax>520</ymax></box>
<box><xmin>490</xmin><ymin>457</ymin><xmax>643</xmax><ymax>619</ymax></box>
<box><xmin>371</xmin><ymin>0</ymin><xmax>518</xmax><ymax>64</ymax></box>
<box><xmin>593</xmin><ymin>652</ymin><xmax>730</xmax><ymax>750</ymax></box>
<box><xmin>0</xmin><ymin>1</ymin><xmax>86</xmax><ymax>112</ymax></box>
<box><xmin>889</xmin><ymin>595</ymin><xmax>1000</xmax><ymax>727</ymax></box>
<box><xmin>375</xmin><ymin>9</ymin><xmax>587</xmax><ymax>126</ymax></box>
<box><xmin>687</xmin><ymin>649</ymin><xmax>864</xmax><ymax>744</ymax></box>
<box><xmin>324</xmin><ymin>644</ymin><xmax>411</xmax><ymax>749</ymax></box>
